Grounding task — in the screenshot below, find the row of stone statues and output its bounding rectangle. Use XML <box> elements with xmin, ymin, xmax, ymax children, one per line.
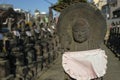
<box><xmin>0</xmin><ymin>22</ymin><xmax>61</xmax><ymax>80</ymax></box>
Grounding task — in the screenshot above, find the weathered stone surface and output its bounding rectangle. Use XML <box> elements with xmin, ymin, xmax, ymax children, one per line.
<box><xmin>57</xmin><ymin>3</ymin><xmax>106</xmax><ymax>51</ymax></box>
<box><xmin>1</xmin><ymin>75</ymin><xmax>14</xmax><ymax>80</ymax></box>
<box><xmin>0</xmin><ymin>60</ymin><xmax>10</xmax><ymax>78</ymax></box>
<box><xmin>34</xmin><ymin>44</ymin><xmax>41</xmax><ymax>57</ymax></box>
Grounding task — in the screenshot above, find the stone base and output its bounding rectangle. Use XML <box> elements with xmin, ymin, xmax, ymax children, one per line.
<box><xmin>1</xmin><ymin>75</ymin><xmax>14</xmax><ymax>80</ymax></box>
<box><xmin>0</xmin><ymin>59</ymin><xmax>10</xmax><ymax>78</ymax></box>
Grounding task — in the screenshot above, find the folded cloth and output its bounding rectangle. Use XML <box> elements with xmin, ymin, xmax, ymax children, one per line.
<box><xmin>13</xmin><ymin>31</ymin><xmax>20</xmax><ymax>37</ymax></box>
<box><xmin>62</xmin><ymin>49</ymin><xmax>107</xmax><ymax>80</ymax></box>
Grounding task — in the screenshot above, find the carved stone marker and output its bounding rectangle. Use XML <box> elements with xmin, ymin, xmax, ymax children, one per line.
<box><xmin>57</xmin><ymin>3</ymin><xmax>106</xmax><ymax>51</ymax></box>
<box><xmin>56</xmin><ymin>3</ymin><xmax>107</xmax><ymax>79</ymax></box>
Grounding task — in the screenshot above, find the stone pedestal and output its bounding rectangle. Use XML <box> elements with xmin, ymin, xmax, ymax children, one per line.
<box><xmin>1</xmin><ymin>75</ymin><xmax>14</xmax><ymax>80</ymax></box>
<box><xmin>15</xmin><ymin>66</ymin><xmax>29</xmax><ymax>80</ymax></box>
<box><xmin>0</xmin><ymin>59</ymin><xmax>10</xmax><ymax>78</ymax></box>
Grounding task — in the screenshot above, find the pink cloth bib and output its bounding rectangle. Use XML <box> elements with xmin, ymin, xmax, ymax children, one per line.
<box><xmin>62</xmin><ymin>49</ymin><xmax>107</xmax><ymax>80</ymax></box>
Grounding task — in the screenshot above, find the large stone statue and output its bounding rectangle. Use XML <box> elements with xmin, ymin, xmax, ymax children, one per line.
<box><xmin>57</xmin><ymin>3</ymin><xmax>106</xmax><ymax>52</ymax></box>
<box><xmin>56</xmin><ymin>3</ymin><xmax>107</xmax><ymax>80</ymax></box>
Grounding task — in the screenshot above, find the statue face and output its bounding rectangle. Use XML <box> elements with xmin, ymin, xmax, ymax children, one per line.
<box><xmin>72</xmin><ymin>19</ymin><xmax>89</xmax><ymax>43</ymax></box>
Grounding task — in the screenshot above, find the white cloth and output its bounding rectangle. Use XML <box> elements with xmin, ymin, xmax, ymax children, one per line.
<box><xmin>62</xmin><ymin>49</ymin><xmax>107</xmax><ymax>80</ymax></box>
<box><xmin>34</xmin><ymin>29</ymin><xmax>39</xmax><ymax>33</ymax></box>
<box><xmin>13</xmin><ymin>31</ymin><xmax>20</xmax><ymax>37</ymax></box>
<box><xmin>26</xmin><ymin>31</ymin><xmax>32</xmax><ymax>36</ymax></box>
<box><xmin>47</xmin><ymin>28</ymin><xmax>54</xmax><ymax>34</ymax></box>
<box><xmin>41</xmin><ymin>28</ymin><xmax>46</xmax><ymax>32</ymax></box>
<box><xmin>51</xmin><ymin>25</ymin><xmax>55</xmax><ymax>29</ymax></box>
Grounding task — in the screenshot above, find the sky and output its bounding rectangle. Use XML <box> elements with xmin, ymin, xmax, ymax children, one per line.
<box><xmin>0</xmin><ymin>0</ymin><xmax>58</xmax><ymax>14</ymax></box>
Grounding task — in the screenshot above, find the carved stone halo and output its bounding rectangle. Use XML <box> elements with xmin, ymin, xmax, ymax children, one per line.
<box><xmin>72</xmin><ymin>18</ymin><xmax>89</xmax><ymax>43</ymax></box>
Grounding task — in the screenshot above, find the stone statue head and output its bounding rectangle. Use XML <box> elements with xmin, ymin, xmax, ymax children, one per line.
<box><xmin>72</xmin><ymin>18</ymin><xmax>89</xmax><ymax>43</ymax></box>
